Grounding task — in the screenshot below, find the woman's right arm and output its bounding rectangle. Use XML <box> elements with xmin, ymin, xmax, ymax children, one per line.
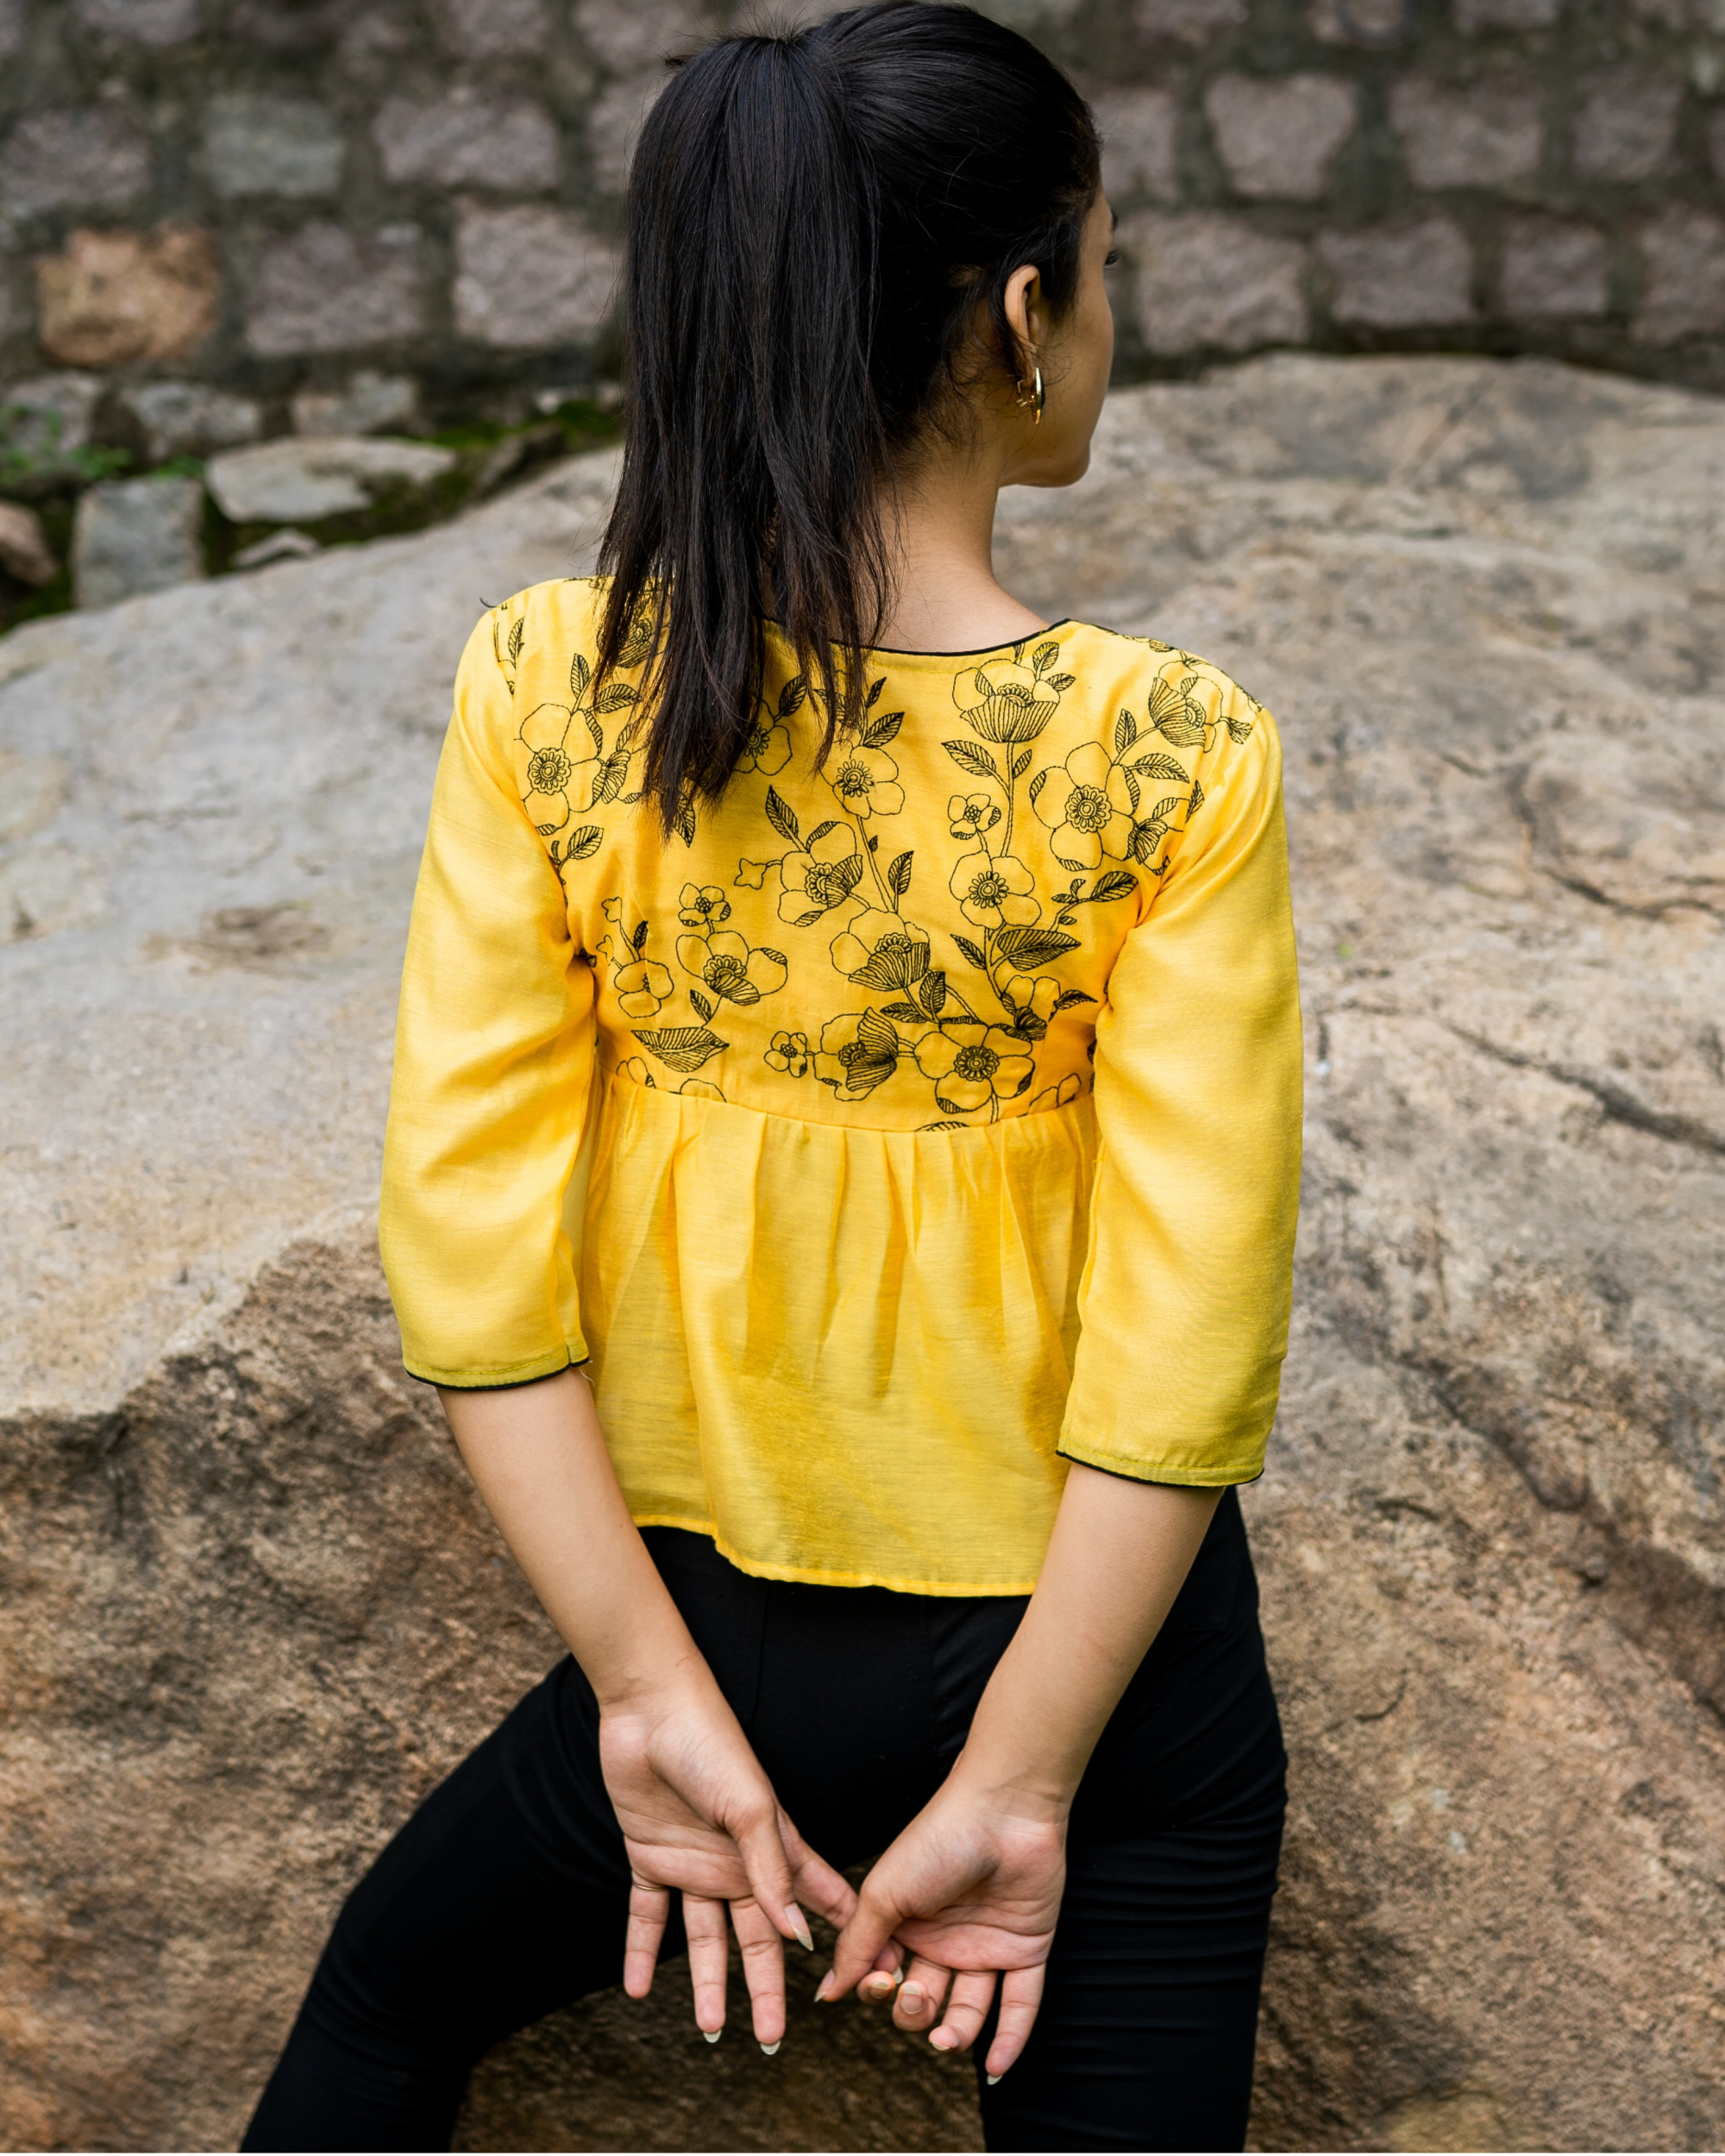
<box><xmin>440</xmin><ymin>1371</ymin><xmax>853</xmax><ymax>2046</ymax></box>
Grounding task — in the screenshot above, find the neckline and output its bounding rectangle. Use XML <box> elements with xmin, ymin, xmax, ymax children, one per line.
<box><xmin>761</xmin><ymin>616</ymin><xmax>1082</xmax><ymax>667</ymax></box>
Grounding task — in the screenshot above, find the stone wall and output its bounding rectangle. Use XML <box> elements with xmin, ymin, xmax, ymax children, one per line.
<box><xmin>3</xmin><ymin>0</ymin><xmax>1725</xmax><ymax>461</ymax></box>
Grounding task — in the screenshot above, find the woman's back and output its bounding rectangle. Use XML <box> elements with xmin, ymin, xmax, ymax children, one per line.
<box><xmin>381</xmin><ymin>576</ymin><xmax>1299</xmax><ymax>1591</ymax></box>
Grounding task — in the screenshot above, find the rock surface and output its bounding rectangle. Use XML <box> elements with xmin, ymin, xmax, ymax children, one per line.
<box><xmin>70</xmin><ymin>473</ymin><xmax>206</xmax><ymax>607</ymax></box>
<box><xmin>3</xmin><ymin>356</ymin><xmax>1723</xmax><ymax>2153</ymax></box>
<box><xmin>204</xmin><ymin>434</ymin><xmax>459</xmax><ymax>523</ymax></box>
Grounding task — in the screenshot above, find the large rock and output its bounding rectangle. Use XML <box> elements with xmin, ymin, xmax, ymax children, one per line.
<box><xmin>204</xmin><ymin>434</ymin><xmax>459</xmax><ymax>523</ymax></box>
<box><xmin>3</xmin><ymin>357</ymin><xmax>1722</xmax><ymax>2153</ymax></box>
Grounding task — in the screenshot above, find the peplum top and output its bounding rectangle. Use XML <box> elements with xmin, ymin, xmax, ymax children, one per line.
<box><xmin>380</xmin><ymin>576</ymin><xmax>1302</xmax><ymax>1595</ymax></box>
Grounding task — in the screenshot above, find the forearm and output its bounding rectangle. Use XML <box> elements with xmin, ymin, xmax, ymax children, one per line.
<box><xmin>438</xmin><ymin>1369</ymin><xmax>709</xmax><ymax>1711</ymax></box>
<box><xmin>953</xmin><ymin>1464</ymin><xmax>1222</xmax><ymax>1814</ymax></box>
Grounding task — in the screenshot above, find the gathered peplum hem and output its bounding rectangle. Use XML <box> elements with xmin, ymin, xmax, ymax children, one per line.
<box><xmin>580</xmin><ymin>1068</ymin><xmax>1097</xmax><ymax>1594</ymax></box>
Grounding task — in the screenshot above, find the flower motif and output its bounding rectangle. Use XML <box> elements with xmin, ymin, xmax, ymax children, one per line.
<box><xmin>914</xmin><ymin>1022</ymin><xmax>1036</xmax><ymax>1115</ymax></box>
<box><xmin>518</xmin><ymin>703</ymin><xmax>604</xmax><ymax>835</ymax></box>
<box><xmin>826</xmin><ymin>741</ymin><xmax>904</xmax><ymax>818</ymax></box>
<box><xmin>813</xmin><ymin>1010</ymin><xmax>901</xmax><ymax>1102</ymax></box>
<box><xmin>948</xmin><ymin>792</ymin><xmax>996</xmax><ymax>840</ymax></box>
<box><xmin>678</xmin><ymin>882</ymin><xmax>731</xmax><ymax>930</ymax></box>
<box><xmin>829</xmin><ymin>908</ymin><xmax>931</xmax><ymax>989</ymax></box>
<box><xmin>779</xmin><ymin>824</ymin><xmax>863</xmax><ymax>925</ymax></box>
<box><xmin>1027</xmin><ymin>1072</ymin><xmax>1084</xmax><ymax>1113</ymax></box>
<box><xmin>1147</xmin><ymin>671</ymin><xmax>1216</xmax><ymax>750</ymax></box>
<box><xmin>1032</xmin><ymin>742</ymin><xmax>1135</xmax><ymax>869</ymax></box>
<box><xmin>618</xmin><ymin>1055</ymin><xmax>657</xmax><ymax>1087</ymax></box>
<box><xmin>675</xmin><ymin>928</ymin><xmax>788</xmax><ymax>1006</ymax></box>
<box><xmin>734</xmin><ymin>858</ymin><xmax>775</xmax><ymax>889</ymax></box>
<box><xmin>614</xmin><ymin>957</ymin><xmax>674</xmax><ymax>1019</ymax></box>
<box><xmin>677</xmin><ymin>1077</ymin><xmax>725</xmax><ymax>1101</ymax></box>
<box><xmin>1002</xmin><ymin>971</ymin><xmax>1064</xmax><ymax>1041</ymax></box>
<box><xmin>765</xmin><ymin>1030</ymin><xmax>812</xmax><ymax>1077</ymax></box>
<box><xmin>952</xmin><ymin>657</ymin><xmax>1063</xmax><ymax>743</ymax></box>
<box><xmin>737</xmin><ymin>704</ymin><xmax>794</xmax><ymax>776</ymax></box>
<box><xmin>948</xmin><ymin>849</ymin><xmax>1038</xmax><ymax>928</ymax></box>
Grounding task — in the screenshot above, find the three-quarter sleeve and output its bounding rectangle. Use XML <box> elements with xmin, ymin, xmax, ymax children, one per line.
<box><xmin>379</xmin><ymin>608</ymin><xmax>597</xmax><ymax>1388</ymax></box>
<box><xmin>1059</xmin><ymin>686</ymin><xmax>1302</xmax><ymax>1485</ymax></box>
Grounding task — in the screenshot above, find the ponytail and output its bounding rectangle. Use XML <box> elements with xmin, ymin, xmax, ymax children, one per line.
<box><xmin>597</xmin><ymin>1</ymin><xmax>1101</xmax><ymax>830</ymax></box>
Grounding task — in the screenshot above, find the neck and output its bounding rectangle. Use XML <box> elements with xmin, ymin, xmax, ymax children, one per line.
<box><xmin>871</xmin><ymin>440</ymin><xmax>1047</xmax><ymax>655</ymax></box>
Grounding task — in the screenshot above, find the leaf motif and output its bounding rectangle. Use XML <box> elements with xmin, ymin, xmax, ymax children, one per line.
<box><xmin>1046</xmin><ymin>673</ymin><xmax>1076</xmax><ymax>693</ymax></box>
<box><xmin>1054</xmin><ymin>853</ymin><xmax>1089</xmax><ymax>874</ymax></box>
<box><xmin>1011</xmin><ymin>749</ymin><xmax>1032</xmax><ymax>780</ymax></box>
<box><xmin>631</xmin><ymin>1025</ymin><xmax>729</xmax><ymax>1074</ymax></box>
<box><xmin>944</xmin><ymin>738</ymin><xmax>997</xmax><ymax>781</ymax></box>
<box><xmin>994</xmin><ymin>926</ymin><xmax>1081</xmax><ymax>970</ymax></box>
<box><xmin>618</xmin><ymin>616</ymin><xmax>656</xmax><ymax>667</ymax></box>
<box><xmin>1132</xmin><ymin>752</ymin><xmax>1188</xmax><ymax>780</ymax></box>
<box><xmin>1124</xmin><ymin>768</ymin><xmax>1140</xmax><ymax>812</ymax></box>
<box><xmin>881</xmin><ymin>1000</ymin><xmax>923</xmax><ymax>1023</ymax></box>
<box><xmin>1114</xmin><ymin>707</ymin><xmax>1138</xmax><ymax>754</ymax></box>
<box><xmin>1031</xmin><ymin>638</ymin><xmax>1060</xmax><ymax>677</ymax></box>
<box><xmin>857</xmin><ymin>1008</ymin><xmax>900</xmax><ymax>1058</ymax></box>
<box><xmin>1085</xmin><ymin>869</ymin><xmax>1138</xmax><ymax>904</ymax></box>
<box><xmin>835</xmin><ymin>853</ymin><xmax>865</xmax><ymax>893</ymax></box>
<box><xmin>888</xmin><ymin>849</ymin><xmax>913</xmax><ymax>898</ymax></box>
<box><xmin>596</xmin><ymin>681</ymin><xmax>638</xmax><ymax>713</ymax></box>
<box><xmin>1226</xmin><ymin>714</ymin><xmax>1254</xmax><ymax>744</ymax></box>
<box><xmin>1130</xmin><ymin>820</ymin><xmax>1168</xmax><ymax>864</ymax></box>
<box><xmin>507</xmin><ymin>617</ymin><xmax>525</xmax><ymax>664</ymax></box>
<box><xmin>806</xmin><ymin>819</ymin><xmax>838</xmax><ymax>845</ymax></box>
<box><xmin>865</xmin><ymin>675</ymin><xmax>886</xmax><ymax>709</ymax></box>
<box><xmin>586</xmin><ymin>711</ymin><xmax>604</xmax><ymax>756</ymax></box>
<box><xmin>632</xmin><ymin>918</ymin><xmax>649</xmax><ymax>955</ymax></box>
<box><xmin>674</xmin><ymin>796</ymin><xmax>696</xmax><ymax>845</ymax></box>
<box><xmin>763</xmin><ymin>786</ymin><xmax>800</xmax><ymax>846</ymax></box>
<box><xmin>919</xmin><ymin>968</ymin><xmax>947</xmax><ymax>1016</ymax></box>
<box><xmin>566</xmin><ymin>824</ymin><xmax>603</xmax><ymax>862</ymax></box>
<box><xmin>1027</xmin><ymin>768</ymin><xmax>1048</xmax><ymax>809</ymax></box>
<box><xmin>689</xmin><ymin>987</ymin><xmax>714</xmax><ymax>1022</ymax></box>
<box><xmin>953</xmin><ymin>934</ymin><xmax>989</xmax><ymax>973</ymax></box>
<box><xmin>792</xmin><ymin>908</ymin><xmax>825</xmax><ymax>927</ymax></box>
<box><xmin>921</xmin><ymin>1119</ymin><xmax>969</xmax><ymax>1132</ymax></box>
<box><xmin>862</xmin><ymin>710</ymin><xmax>903</xmax><ymax>748</ymax></box>
<box><xmin>779</xmin><ymin>675</ymin><xmax>809</xmax><ymax>718</ymax></box>
<box><xmin>570</xmin><ymin>649</ymin><xmax>591</xmax><ymax>697</ymax></box>
<box><xmin>1052</xmin><ymin>987</ymin><xmax>1097</xmax><ymax>1011</ymax></box>
<box><xmin>1188</xmin><ymin>779</ymin><xmax>1205</xmax><ymax>817</ymax></box>
<box><xmin>758</xmin><ymin>945</ymin><xmax>787</xmax><ymax>968</ymax></box>
<box><xmin>1151</xmin><ymin>794</ymin><xmax>1186</xmax><ymax>823</ymax></box>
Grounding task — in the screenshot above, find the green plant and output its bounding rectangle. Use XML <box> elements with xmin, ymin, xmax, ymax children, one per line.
<box><xmin>0</xmin><ymin>404</ymin><xmax>134</xmax><ymax>491</ymax></box>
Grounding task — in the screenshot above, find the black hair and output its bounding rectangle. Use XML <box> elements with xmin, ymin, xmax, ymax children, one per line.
<box><xmin>595</xmin><ymin>0</ymin><xmax>1101</xmax><ymax>830</ymax></box>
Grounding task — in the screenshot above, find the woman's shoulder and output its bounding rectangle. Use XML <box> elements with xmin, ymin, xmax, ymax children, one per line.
<box><xmin>1061</xmin><ymin>620</ymin><xmax>1275</xmax><ymax>751</ymax></box>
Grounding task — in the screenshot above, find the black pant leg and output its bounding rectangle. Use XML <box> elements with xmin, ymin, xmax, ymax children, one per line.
<box><xmin>243</xmin><ymin>1656</ymin><xmax>646</xmax><ymax>2154</ymax></box>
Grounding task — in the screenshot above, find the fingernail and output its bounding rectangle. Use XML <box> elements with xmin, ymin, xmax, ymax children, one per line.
<box><xmin>988</xmin><ymin>2072</ymin><xmax>1003</xmax><ymax>2085</ymax></box>
<box><xmin>703</xmin><ymin>2028</ymin><xmax>721</xmax><ymax>2044</ymax></box>
<box><xmin>901</xmin><ymin>1983</ymin><xmax>924</xmax><ymax>2007</ymax></box>
<box><xmin>787</xmin><ymin>1905</ymin><xmax>814</xmax><ymax>1953</ymax></box>
<box><xmin>760</xmin><ymin>2040</ymin><xmax>781</xmax><ymax>2056</ymax></box>
<box><xmin>930</xmin><ymin>2031</ymin><xmax>957</xmax><ymax>2052</ymax></box>
<box><xmin>815</xmin><ymin>1971</ymin><xmax>836</xmax><ymax>2002</ymax></box>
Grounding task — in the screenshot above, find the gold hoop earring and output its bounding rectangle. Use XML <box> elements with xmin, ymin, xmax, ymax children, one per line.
<box><xmin>1016</xmin><ymin>364</ymin><xmax>1044</xmax><ymax>425</ymax></box>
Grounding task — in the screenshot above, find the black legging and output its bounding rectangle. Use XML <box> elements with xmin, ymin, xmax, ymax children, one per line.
<box><xmin>244</xmin><ymin>1489</ymin><xmax>1285</xmax><ymax>2153</ymax></box>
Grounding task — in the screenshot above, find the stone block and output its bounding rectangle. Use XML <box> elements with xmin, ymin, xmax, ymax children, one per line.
<box><xmin>1135</xmin><ymin>0</ymin><xmax>1245</xmax><ymax>40</ymax></box>
<box><xmin>204</xmin><ymin>93</ymin><xmax>344</xmax><ymax>198</ymax></box>
<box><xmin>1308</xmin><ymin>0</ymin><xmax>1411</xmax><ymax>45</ymax></box>
<box><xmin>71</xmin><ymin>475</ymin><xmax>205</xmax><ymax>608</ymax></box>
<box><xmin>1</xmin><ymin>373</ymin><xmax>103</xmax><ymax>459</ymax></box>
<box><xmin>573</xmin><ymin>0</ymin><xmax>707</xmax><ymax>72</ymax></box>
<box><xmin>1500</xmin><ymin>214</ymin><xmax>1608</xmax><ymax>317</ymax></box>
<box><xmin>205</xmin><ymin>436</ymin><xmax>457</xmax><ymax>523</ymax></box>
<box><xmin>73</xmin><ymin>0</ymin><xmax>201</xmax><ymax>42</ymax></box>
<box><xmin>586</xmin><ymin>73</ymin><xmax>665</xmax><ymax>195</ymax></box>
<box><xmin>375</xmin><ymin>90</ymin><xmax>559</xmax><ymax>191</ymax></box>
<box><xmin>0</xmin><ymin>500</ymin><xmax>57</xmax><ymax>586</ymax></box>
<box><xmin>1452</xmin><ymin>0</ymin><xmax>1557</xmax><ymax>25</ymax></box>
<box><xmin>433</xmin><ymin>0</ymin><xmax>548</xmax><ymax>54</ymax></box>
<box><xmin>292</xmin><ymin>371</ymin><xmax>421</xmax><ymax>438</ymax></box>
<box><xmin>1090</xmin><ymin>85</ymin><xmax>1180</xmax><ymax>205</ymax></box>
<box><xmin>1318</xmin><ymin>216</ymin><xmax>1474</xmax><ymax>326</ymax></box>
<box><xmin>453</xmin><ymin>204</ymin><xmax>619</xmax><ymax>348</ymax></box>
<box><xmin>1573</xmin><ymin>70</ymin><xmax>1683</xmax><ymax>182</ymax></box>
<box><xmin>0</xmin><ymin>106</ymin><xmax>151</xmax><ymax>217</ymax></box>
<box><xmin>1205</xmin><ymin>73</ymin><xmax>1357</xmax><ymax>200</ymax></box>
<box><xmin>119</xmin><ymin>380</ymin><xmax>264</xmax><ymax>461</ymax></box>
<box><xmin>1634</xmin><ymin>204</ymin><xmax>1725</xmax><ymax>342</ymax></box>
<box><xmin>34</xmin><ymin>223</ymin><xmax>219</xmax><ymax>368</ymax></box>
<box><xmin>245</xmin><ymin>223</ymin><xmax>425</xmax><ymax>357</ymax></box>
<box><xmin>1121</xmin><ymin>211</ymin><xmax>1308</xmax><ymax>351</ymax></box>
<box><xmin>1389</xmin><ymin>74</ymin><xmax>1542</xmax><ymax>189</ymax></box>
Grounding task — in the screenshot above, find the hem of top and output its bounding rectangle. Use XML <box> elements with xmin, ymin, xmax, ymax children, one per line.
<box><xmin>629</xmin><ymin>1513</ymin><xmax>1041</xmax><ymax>1598</ymax></box>
<box><xmin>403</xmin><ymin>1345</ymin><xmax>590</xmax><ymax>1390</ymax></box>
<box><xmin>1055</xmin><ymin>1441</ymin><xmax>1265</xmax><ymax>1489</ymax></box>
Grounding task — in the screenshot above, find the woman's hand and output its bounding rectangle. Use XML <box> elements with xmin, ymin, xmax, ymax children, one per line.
<box><xmin>822</xmin><ymin>1769</ymin><xmax>1067</xmax><ymax>2079</ymax></box>
<box><xmin>599</xmin><ymin>1676</ymin><xmax>856</xmax><ymax>2046</ymax></box>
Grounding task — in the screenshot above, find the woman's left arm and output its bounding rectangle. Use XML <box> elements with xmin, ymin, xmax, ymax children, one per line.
<box><xmin>822</xmin><ymin>1466</ymin><xmax>1219</xmax><ymax>2073</ymax></box>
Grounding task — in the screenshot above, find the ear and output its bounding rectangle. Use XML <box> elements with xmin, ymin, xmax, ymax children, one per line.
<box><xmin>1001</xmin><ymin>261</ymin><xmax>1043</xmax><ymax>380</ymax></box>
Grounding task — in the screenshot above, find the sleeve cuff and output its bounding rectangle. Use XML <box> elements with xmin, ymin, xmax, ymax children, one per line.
<box><xmin>402</xmin><ymin>1343</ymin><xmax>590</xmax><ymax>1389</ymax></box>
<box><xmin>1056</xmin><ymin>1436</ymin><xmax>1266</xmax><ymax>1489</ymax></box>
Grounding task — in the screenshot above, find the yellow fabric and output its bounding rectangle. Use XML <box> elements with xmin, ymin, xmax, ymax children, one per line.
<box><xmin>380</xmin><ymin>577</ymin><xmax>1302</xmax><ymax>1594</ymax></box>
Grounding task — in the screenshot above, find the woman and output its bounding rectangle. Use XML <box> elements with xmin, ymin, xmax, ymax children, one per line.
<box><xmin>244</xmin><ymin>5</ymin><xmax>1302</xmax><ymax>2150</ymax></box>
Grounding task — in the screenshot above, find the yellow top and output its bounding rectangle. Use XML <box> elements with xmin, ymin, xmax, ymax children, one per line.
<box><xmin>380</xmin><ymin>576</ymin><xmax>1302</xmax><ymax>1595</ymax></box>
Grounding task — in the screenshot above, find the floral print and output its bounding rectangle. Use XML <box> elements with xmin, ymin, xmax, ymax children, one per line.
<box><xmin>500</xmin><ymin>586</ymin><xmax>1255</xmax><ymax>1129</ymax></box>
